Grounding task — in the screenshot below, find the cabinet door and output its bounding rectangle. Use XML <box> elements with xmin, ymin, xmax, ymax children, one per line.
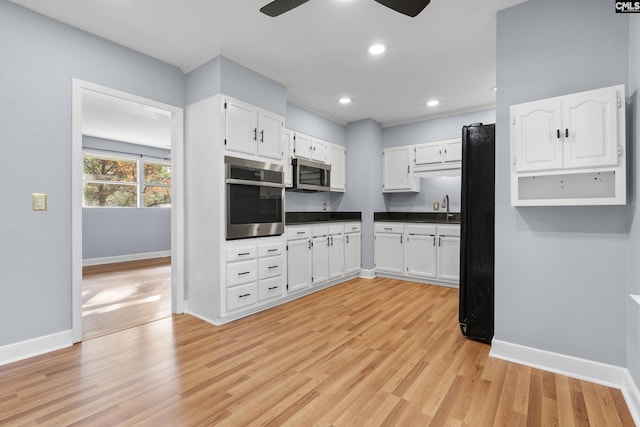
<box><xmin>562</xmin><ymin>87</ymin><xmax>619</xmax><ymax>169</ymax></box>
<box><xmin>294</xmin><ymin>133</ymin><xmax>313</xmax><ymax>159</ymax></box>
<box><xmin>443</xmin><ymin>139</ymin><xmax>462</xmax><ymax>163</ymax></box>
<box><xmin>287</xmin><ymin>239</ymin><xmax>312</xmax><ymax>293</ymax></box>
<box><xmin>328</xmin><ymin>234</ymin><xmax>344</xmax><ymax>280</ymax></box>
<box><xmin>511</xmin><ymin>98</ymin><xmax>563</xmax><ymax>172</ymax></box>
<box><xmin>374</xmin><ymin>233</ymin><xmax>404</xmax><ymax>274</ymax></box>
<box><xmin>344</xmin><ymin>232</ymin><xmax>361</xmax><ymax>274</ymax></box>
<box><xmin>382</xmin><ymin>146</ymin><xmax>415</xmax><ymax>191</ymax></box>
<box><xmin>283</xmin><ymin>129</ymin><xmax>294</xmax><ymax>187</ymax></box>
<box><xmin>406</xmin><ymin>234</ymin><xmax>437</xmax><ymax>279</ymax></box>
<box><xmin>327</xmin><ymin>143</ymin><xmax>346</xmax><ymax>192</ymax></box>
<box><xmin>414</xmin><ymin>142</ymin><xmax>443</xmax><ymax>165</ymax></box>
<box><xmin>312</xmin><ymin>236</ymin><xmax>329</xmax><ymax>284</ymax></box>
<box><xmin>257</xmin><ymin>109</ymin><xmax>283</xmax><ymax>160</ymax></box>
<box><xmin>312</xmin><ymin>139</ymin><xmax>328</xmax><ymax>163</ymax></box>
<box><xmin>225</xmin><ymin>98</ymin><xmax>258</xmax><ymax>156</ymax></box>
<box><xmin>437</xmin><ymin>236</ymin><xmax>460</xmax><ymax>284</ymax></box>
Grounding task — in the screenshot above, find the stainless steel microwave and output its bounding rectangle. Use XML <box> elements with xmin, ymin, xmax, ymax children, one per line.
<box><xmin>225</xmin><ymin>156</ymin><xmax>285</xmax><ymax>240</ymax></box>
<box><xmin>291</xmin><ymin>158</ymin><xmax>331</xmax><ymax>192</ymax></box>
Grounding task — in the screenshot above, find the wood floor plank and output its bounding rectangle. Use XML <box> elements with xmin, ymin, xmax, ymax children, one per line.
<box><xmin>0</xmin><ymin>278</ymin><xmax>634</xmax><ymax>426</ymax></box>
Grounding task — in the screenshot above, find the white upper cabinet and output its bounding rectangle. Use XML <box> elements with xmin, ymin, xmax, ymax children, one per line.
<box><xmin>414</xmin><ymin>138</ymin><xmax>462</xmax><ymax>168</ymax></box>
<box><xmin>312</xmin><ymin>138</ymin><xmax>328</xmax><ymax>163</ymax></box>
<box><xmin>225</xmin><ymin>97</ymin><xmax>284</xmax><ymax>161</ymax></box>
<box><xmin>382</xmin><ymin>146</ymin><xmax>419</xmax><ymax>192</ymax></box>
<box><xmin>511</xmin><ymin>85</ymin><xmax>621</xmax><ymax>173</ymax></box>
<box><xmin>510</xmin><ymin>84</ymin><xmax>626</xmax><ymax>206</ymax></box>
<box><xmin>293</xmin><ymin>133</ymin><xmax>327</xmax><ymax>162</ymax></box>
<box><xmin>327</xmin><ymin>143</ymin><xmax>346</xmax><ymax>192</ymax></box>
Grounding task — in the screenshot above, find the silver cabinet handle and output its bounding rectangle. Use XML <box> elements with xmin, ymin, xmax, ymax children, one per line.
<box><xmin>238</xmin><ymin>252</ymin><xmax>251</xmax><ymax>256</ymax></box>
<box><xmin>267</xmin><ymin>248</ymin><xmax>278</xmax><ymax>252</ymax></box>
<box><xmin>400</xmin><ymin>235</ymin><xmax>403</xmax><ymax>244</ymax></box>
<box><xmin>268</xmin><ymin>286</ymin><xmax>278</xmax><ymax>290</ymax></box>
<box><xmin>238</xmin><ymin>271</ymin><xmax>251</xmax><ymax>276</ymax></box>
<box><xmin>239</xmin><ymin>293</ymin><xmax>251</xmax><ymax>298</ymax></box>
<box><xmin>268</xmin><ymin>265</ymin><xmax>278</xmax><ymax>270</ymax></box>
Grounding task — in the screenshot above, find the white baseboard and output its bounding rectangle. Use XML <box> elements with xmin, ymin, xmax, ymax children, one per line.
<box><xmin>359</xmin><ymin>269</ymin><xmax>376</xmax><ymax>279</ymax></box>
<box><xmin>623</xmin><ymin>370</ymin><xmax>640</xmax><ymax>426</ymax></box>
<box><xmin>491</xmin><ymin>339</ymin><xmax>640</xmax><ymax>426</ymax></box>
<box><xmin>83</xmin><ymin>250</ymin><xmax>171</xmax><ymax>267</ymax></box>
<box><xmin>0</xmin><ymin>330</ymin><xmax>73</xmax><ymax>367</ymax></box>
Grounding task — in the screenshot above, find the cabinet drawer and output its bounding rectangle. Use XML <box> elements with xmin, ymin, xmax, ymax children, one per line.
<box><xmin>258</xmin><ymin>255</ymin><xmax>283</xmax><ymax>279</ymax></box>
<box><xmin>226</xmin><ymin>246</ymin><xmax>257</xmax><ymax>262</ymax></box>
<box><xmin>226</xmin><ymin>260</ymin><xmax>257</xmax><ymax>287</ymax></box>
<box><xmin>375</xmin><ymin>223</ymin><xmax>404</xmax><ymax>234</ymax></box>
<box><xmin>313</xmin><ymin>225</ymin><xmax>329</xmax><ymax>237</ymax></box>
<box><xmin>406</xmin><ymin>224</ymin><xmax>436</xmax><ymax>235</ymax></box>
<box><xmin>287</xmin><ymin>227</ymin><xmax>311</xmax><ymax>240</ymax></box>
<box><xmin>328</xmin><ymin>224</ymin><xmax>344</xmax><ymax>235</ymax></box>
<box><xmin>437</xmin><ymin>225</ymin><xmax>460</xmax><ymax>237</ymax></box>
<box><xmin>258</xmin><ymin>243</ymin><xmax>284</xmax><ymax>258</ymax></box>
<box><xmin>344</xmin><ymin>223</ymin><xmax>361</xmax><ymax>233</ymax></box>
<box><xmin>258</xmin><ymin>276</ymin><xmax>284</xmax><ymax>302</ymax></box>
<box><xmin>227</xmin><ymin>283</ymin><xmax>257</xmax><ymax>311</ymax></box>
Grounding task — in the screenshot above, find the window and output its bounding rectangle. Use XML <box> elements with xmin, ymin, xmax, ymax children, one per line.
<box><xmin>83</xmin><ymin>152</ymin><xmax>171</xmax><ymax>208</ymax></box>
<box><xmin>144</xmin><ymin>162</ymin><xmax>171</xmax><ymax>207</ymax></box>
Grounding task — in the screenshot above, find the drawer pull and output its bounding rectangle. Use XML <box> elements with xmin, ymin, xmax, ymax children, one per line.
<box><xmin>267</xmin><ymin>248</ymin><xmax>278</xmax><ymax>252</ymax></box>
<box><xmin>238</xmin><ymin>271</ymin><xmax>251</xmax><ymax>276</ymax></box>
<box><xmin>238</xmin><ymin>252</ymin><xmax>251</xmax><ymax>256</ymax></box>
<box><xmin>268</xmin><ymin>265</ymin><xmax>278</xmax><ymax>270</ymax></box>
<box><xmin>296</xmin><ymin>231</ymin><xmax>306</xmax><ymax>234</ymax></box>
<box><xmin>384</xmin><ymin>227</ymin><xmax>392</xmax><ymax>231</ymax></box>
<box><xmin>239</xmin><ymin>293</ymin><xmax>251</xmax><ymax>298</ymax></box>
<box><xmin>268</xmin><ymin>286</ymin><xmax>279</xmax><ymax>290</ymax></box>
<box><xmin>352</xmin><ymin>227</ymin><xmax>358</xmax><ymax>230</ymax></box>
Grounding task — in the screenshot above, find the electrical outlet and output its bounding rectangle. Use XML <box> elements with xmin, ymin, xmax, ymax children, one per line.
<box><xmin>32</xmin><ymin>193</ymin><xmax>47</xmax><ymax>211</ymax></box>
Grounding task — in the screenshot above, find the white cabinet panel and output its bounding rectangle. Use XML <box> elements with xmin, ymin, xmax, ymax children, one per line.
<box><xmin>287</xmin><ymin>238</ymin><xmax>312</xmax><ymax>293</ymax></box>
<box><xmin>312</xmin><ymin>235</ymin><xmax>329</xmax><ymax>284</ymax></box>
<box><xmin>258</xmin><ymin>255</ymin><xmax>283</xmax><ymax>279</ymax></box>
<box><xmin>382</xmin><ymin>146</ymin><xmax>418</xmax><ymax>192</ymax></box>
<box><xmin>225</xmin><ymin>98</ymin><xmax>257</xmax><ymax>156</ymax></box>
<box><xmin>406</xmin><ymin>234</ymin><xmax>437</xmax><ymax>279</ymax></box>
<box><xmin>344</xmin><ymin>232</ymin><xmax>361</xmax><ymax>275</ymax></box>
<box><xmin>227</xmin><ymin>283</ymin><xmax>257</xmax><ymax>311</ymax></box>
<box><xmin>374</xmin><ymin>232</ymin><xmax>404</xmax><ymax>274</ymax></box>
<box><xmin>258</xmin><ymin>276</ymin><xmax>284</xmax><ymax>302</ymax></box>
<box><xmin>257</xmin><ymin>110</ymin><xmax>284</xmax><ymax>160</ymax></box>
<box><xmin>328</xmin><ymin>234</ymin><xmax>344</xmax><ymax>280</ymax></box>
<box><xmin>293</xmin><ymin>133</ymin><xmax>313</xmax><ymax>159</ymax></box>
<box><xmin>226</xmin><ymin>260</ymin><xmax>257</xmax><ymax>287</ymax></box>
<box><xmin>437</xmin><ymin>235</ymin><xmax>460</xmax><ymax>283</ymax></box>
<box><xmin>327</xmin><ymin>143</ymin><xmax>346</xmax><ymax>192</ymax></box>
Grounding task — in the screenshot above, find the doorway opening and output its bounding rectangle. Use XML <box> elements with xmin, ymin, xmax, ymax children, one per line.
<box><xmin>72</xmin><ymin>80</ymin><xmax>184</xmax><ymax>342</ymax></box>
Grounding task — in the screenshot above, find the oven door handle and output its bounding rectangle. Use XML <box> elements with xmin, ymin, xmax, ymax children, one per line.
<box><xmin>225</xmin><ymin>178</ymin><xmax>284</xmax><ymax>188</ymax></box>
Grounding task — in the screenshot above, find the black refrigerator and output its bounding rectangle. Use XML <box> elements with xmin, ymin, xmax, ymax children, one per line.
<box><xmin>459</xmin><ymin>123</ymin><xmax>495</xmax><ymax>344</ymax></box>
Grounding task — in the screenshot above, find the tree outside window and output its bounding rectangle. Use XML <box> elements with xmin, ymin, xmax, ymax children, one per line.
<box><xmin>83</xmin><ymin>153</ymin><xmax>171</xmax><ymax>208</ymax></box>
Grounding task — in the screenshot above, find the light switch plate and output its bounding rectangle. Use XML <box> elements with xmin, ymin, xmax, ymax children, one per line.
<box><xmin>32</xmin><ymin>193</ymin><xmax>47</xmax><ymax>211</ymax></box>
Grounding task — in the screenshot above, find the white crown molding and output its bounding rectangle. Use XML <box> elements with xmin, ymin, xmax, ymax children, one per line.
<box><xmin>180</xmin><ymin>45</ymin><xmax>222</xmax><ymax>74</ymax></box>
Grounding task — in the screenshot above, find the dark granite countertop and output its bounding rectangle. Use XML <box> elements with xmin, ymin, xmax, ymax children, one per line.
<box><xmin>374</xmin><ymin>211</ymin><xmax>461</xmax><ymax>224</ymax></box>
<box><xmin>286</xmin><ymin>211</ymin><xmax>362</xmax><ymax>225</ymax></box>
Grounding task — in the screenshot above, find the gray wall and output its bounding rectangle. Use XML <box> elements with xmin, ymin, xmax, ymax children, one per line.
<box><xmin>337</xmin><ymin>119</ymin><xmax>387</xmax><ymax>269</ymax></box>
<box><xmin>627</xmin><ymin>16</ymin><xmax>640</xmax><ymax>387</ymax></box>
<box><xmin>0</xmin><ymin>0</ymin><xmax>183</xmax><ymax>347</ymax></box>
<box><xmin>496</xmin><ymin>0</ymin><xmax>629</xmax><ymax>366</ymax></box>
<box><xmin>185</xmin><ymin>56</ymin><xmax>286</xmax><ymax>116</ymax></box>
<box><xmin>82</xmin><ymin>136</ymin><xmax>171</xmax><ymax>260</ymax></box>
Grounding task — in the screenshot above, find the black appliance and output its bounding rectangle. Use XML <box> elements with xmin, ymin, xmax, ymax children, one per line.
<box><xmin>459</xmin><ymin>123</ymin><xmax>495</xmax><ymax>344</ymax></box>
<box><xmin>290</xmin><ymin>158</ymin><xmax>331</xmax><ymax>192</ymax></box>
<box><xmin>225</xmin><ymin>156</ymin><xmax>285</xmax><ymax>240</ymax></box>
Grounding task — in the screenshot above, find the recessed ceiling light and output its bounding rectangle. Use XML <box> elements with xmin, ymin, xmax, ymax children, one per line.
<box><xmin>339</xmin><ymin>97</ymin><xmax>352</xmax><ymax>105</ymax></box>
<box><xmin>427</xmin><ymin>100</ymin><xmax>440</xmax><ymax>107</ymax></box>
<box><xmin>368</xmin><ymin>44</ymin><xmax>386</xmax><ymax>55</ymax></box>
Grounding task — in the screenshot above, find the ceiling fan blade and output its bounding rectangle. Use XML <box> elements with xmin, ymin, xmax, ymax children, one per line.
<box><xmin>373</xmin><ymin>0</ymin><xmax>431</xmax><ymax>17</ymax></box>
<box><xmin>260</xmin><ymin>0</ymin><xmax>311</xmax><ymax>17</ymax></box>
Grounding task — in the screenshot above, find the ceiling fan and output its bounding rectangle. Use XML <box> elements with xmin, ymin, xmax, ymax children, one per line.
<box><xmin>260</xmin><ymin>0</ymin><xmax>431</xmax><ymax>18</ymax></box>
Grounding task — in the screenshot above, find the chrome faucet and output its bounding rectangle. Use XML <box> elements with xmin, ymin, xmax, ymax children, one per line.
<box><xmin>443</xmin><ymin>194</ymin><xmax>453</xmax><ymax>221</ymax></box>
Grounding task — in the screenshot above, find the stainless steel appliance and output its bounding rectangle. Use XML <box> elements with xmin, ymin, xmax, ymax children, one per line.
<box><xmin>459</xmin><ymin>123</ymin><xmax>495</xmax><ymax>344</ymax></box>
<box><xmin>225</xmin><ymin>156</ymin><xmax>285</xmax><ymax>240</ymax></box>
<box><xmin>291</xmin><ymin>158</ymin><xmax>331</xmax><ymax>192</ymax></box>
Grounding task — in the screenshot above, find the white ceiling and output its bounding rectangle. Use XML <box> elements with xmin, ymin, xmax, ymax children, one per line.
<box><xmin>11</xmin><ymin>0</ymin><xmax>525</xmax><ymax>127</ymax></box>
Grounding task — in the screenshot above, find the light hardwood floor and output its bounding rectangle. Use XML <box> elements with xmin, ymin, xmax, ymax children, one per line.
<box><xmin>1</xmin><ymin>278</ymin><xmax>634</xmax><ymax>426</ymax></box>
<box><xmin>82</xmin><ymin>257</ymin><xmax>171</xmax><ymax>339</ymax></box>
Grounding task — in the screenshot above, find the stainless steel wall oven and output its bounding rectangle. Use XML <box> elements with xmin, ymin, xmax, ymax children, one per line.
<box><xmin>225</xmin><ymin>156</ymin><xmax>285</xmax><ymax>240</ymax></box>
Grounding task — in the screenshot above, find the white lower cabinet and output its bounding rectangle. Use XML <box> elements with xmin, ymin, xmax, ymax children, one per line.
<box><xmin>287</xmin><ymin>222</ymin><xmax>360</xmax><ymax>293</ymax></box>
<box><xmin>224</xmin><ymin>238</ymin><xmax>286</xmax><ymax>315</ymax></box>
<box><xmin>405</xmin><ymin>225</ymin><xmax>437</xmax><ymax>279</ymax></box>
<box><xmin>374</xmin><ymin>223</ymin><xmax>405</xmax><ymax>274</ymax></box>
<box><xmin>344</xmin><ymin>224</ymin><xmax>361</xmax><ymax>275</ymax></box>
<box><xmin>375</xmin><ymin>222</ymin><xmax>460</xmax><ymax>287</ymax></box>
<box><xmin>287</xmin><ymin>228</ymin><xmax>312</xmax><ymax>293</ymax></box>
